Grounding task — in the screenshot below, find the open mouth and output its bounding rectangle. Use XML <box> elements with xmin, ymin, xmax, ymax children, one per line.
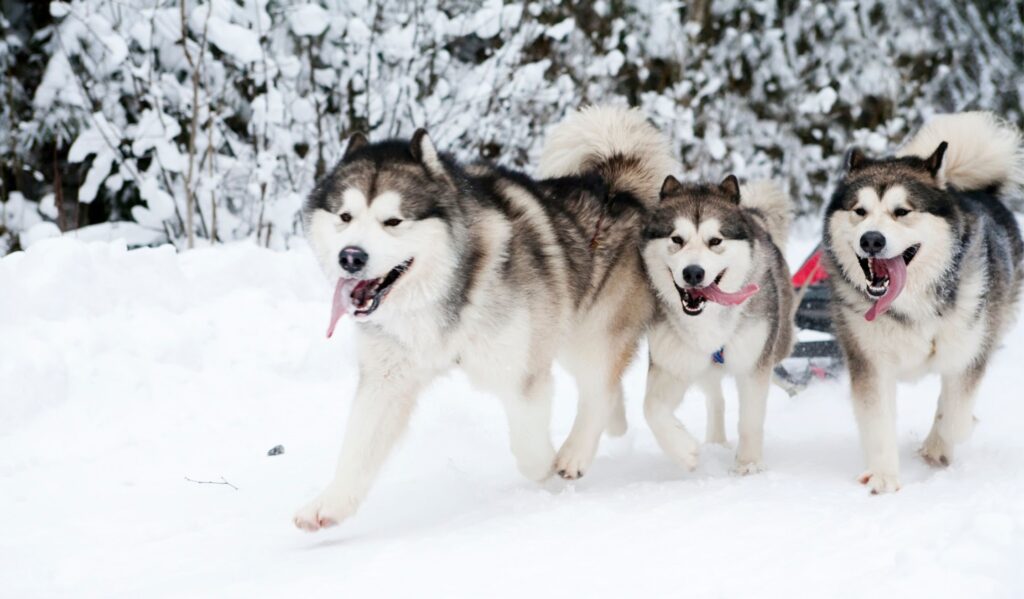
<box><xmin>675</xmin><ymin>270</ymin><xmax>726</xmax><ymax>317</ymax></box>
<box><xmin>350</xmin><ymin>259</ymin><xmax>413</xmax><ymax>316</ymax></box>
<box><xmin>326</xmin><ymin>259</ymin><xmax>413</xmax><ymax>337</ymax></box>
<box><xmin>857</xmin><ymin>244</ymin><xmax>919</xmax><ymax>298</ymax></box>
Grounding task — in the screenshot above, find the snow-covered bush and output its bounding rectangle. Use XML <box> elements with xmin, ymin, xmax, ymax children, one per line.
<box><xmin>0</xmin><ymin>0</ymin><xmax>1021</xmax><ymax>252</ymax></box>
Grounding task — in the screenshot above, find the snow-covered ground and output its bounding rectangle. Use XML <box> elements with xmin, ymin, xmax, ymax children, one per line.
<box><xmin>2</xmin><ymin>236</ymin><xmax>1023</xmax><ymax>598</ymax></box>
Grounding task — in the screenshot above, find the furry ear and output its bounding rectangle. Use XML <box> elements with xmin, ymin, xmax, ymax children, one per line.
<box><xmin>342</xmin><ymin>132</ymin><xmax>369</xmax><ymax>160</ymax></box>
<box><xmin>410</xmin><ymin>129</ymin><xmax>447</xmax><ymax>180</ymax></box>
<box><xmin>846</xmin><ymin>147</ymin><xmax>868</xmax><ymax>173</ymax></box>
<box><xmin>924</xmin><ymin>141</ymin><xmax>948</xmax><ymax>179</ymax></box>
<box><xmin>660</xmin><ymin>175</ymin><xmax>683</xmax><ymax>199</ymax></box>
<box><xmin>719</xmin><ymin>175</ymin><xmax>741</xmax><ymax>204</ymax></box>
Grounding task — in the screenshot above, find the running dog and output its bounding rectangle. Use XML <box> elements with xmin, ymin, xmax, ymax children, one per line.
<box><xmin>294</xmin><ymin>106</ymin><xmax>675</xmax><ymax>530</ymax></box>
<box><xmin>641</xmin><ymin>175</ymin><xmax>794</xmax><ymax>473</ymax></box>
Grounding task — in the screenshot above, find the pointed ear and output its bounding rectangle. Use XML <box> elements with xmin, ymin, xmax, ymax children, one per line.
<box><xmin>410</xmin><ymin>128</ymin><xmax>447</xmax><ymax>180</ymax></box>
<box><xmin>719</xmin><ymin>175</ymin><xmax>741</xmax><ymax>204</ymax></box>
<box><xmin>660</xmin><ymin>175</ymin><xmax>682</xmax><ymax>199</ymax></box>
<box><xmin>924</xmin><ymin>141</ymin><xmax>948</xmax><ymax>179</ymax></box>
<box><xmin>342</xmin><ymin>132</ymin><xmax>368</xmax><ymax>160</ymax></box>
<box><xmin>846</xmin><ymin>147</ymin><xmax>868</xmax><ymax>173</ymax></box>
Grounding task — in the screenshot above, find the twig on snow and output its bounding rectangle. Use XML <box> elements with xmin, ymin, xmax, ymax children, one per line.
<box><xmin>184</xmin><ymin>475</ymin><xmax>238</xmax><ymax>490</ymax></box>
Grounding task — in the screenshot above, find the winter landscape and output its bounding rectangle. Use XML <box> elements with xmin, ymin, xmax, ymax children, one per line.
<box><xmin>4</xmin><ymin>234</ymin><xmax>1024</xmax><ymax>598</ymax></box>
<box><xmin>2</xmin><ymin>0</ymin><xmax>1024</xmax><ymax>598</ymax></box>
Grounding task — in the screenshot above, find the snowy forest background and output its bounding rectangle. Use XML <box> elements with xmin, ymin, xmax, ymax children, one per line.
<box><xmin>0</xmin><ymin>0</ymin><xmax>1022</xmax><ymax>254</ymax></box>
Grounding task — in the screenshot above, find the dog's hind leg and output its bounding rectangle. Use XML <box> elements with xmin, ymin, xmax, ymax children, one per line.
<box><xmin>501</xmin><ymin>372</ymin><xmax>557</xmax><ymax>482</ymax></box>
<box><xmin>294</xmin><ymin>360</ymin><xmax>429</xmax><ymax>532</ymax></box>
<box><xmin>733</xmin><ymin>368</ymin><xmax>771</xmax><ymax>474</ymax></box>
<box><xmin>644</xmin><ymin>363</ymin><xmax>700</xmax><ymax>471</ymax></box>
<box><xmin>555</xmin><ymin>341</ymin><xmax>635</xmax><ymax>479</ymax></box>
<box><xmin>920</xmin><ymin>366</ymin><xmax>985</xmax><ymax>467</ymax></box>
<box><xmin>699</xmin><ymin>374</ymin><xmax>727</xmax><ymax>445</ymax></box>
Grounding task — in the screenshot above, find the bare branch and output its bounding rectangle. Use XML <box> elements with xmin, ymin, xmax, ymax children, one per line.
<box><xmin>184</xmin><ymin>475</ymin><xmax>238</xmax><ymax>491</ymax></box>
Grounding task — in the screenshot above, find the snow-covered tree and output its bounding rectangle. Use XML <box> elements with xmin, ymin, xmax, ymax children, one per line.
<box><xmin>1</xmin><ymin>0</ymin><xmax>1021</xmax><ymax>253</ymax></box>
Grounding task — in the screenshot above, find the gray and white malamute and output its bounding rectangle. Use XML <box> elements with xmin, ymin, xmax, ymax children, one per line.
<box><xmin>823</xmin><ymin>112</ymin><xmax>1024</xmax><ymax>493</ymax></box>
<box><xmin>640</xmin><ymin>175</ymin><xmax>794</xmax><ymax>473</ymax></box>
<box><xmin>294</xmin><ymin>106</ymin><xmax>675</xmax><ymax>531</ymax></box>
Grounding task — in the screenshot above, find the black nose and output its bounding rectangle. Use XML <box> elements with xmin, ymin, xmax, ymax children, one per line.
<box><xmin>339</xmin><ymin>246</ymin><xmax>368</xmax><ymax>273</ymax></box>
<box><xmin>860</xmin><ymin>231</ymin><xmax>886</xmax><ymax>255</ymax></box>
<box><xmin>682</xmin><ymin>265</ymin><xmax>705</xmax><ymax>286</ymax></box>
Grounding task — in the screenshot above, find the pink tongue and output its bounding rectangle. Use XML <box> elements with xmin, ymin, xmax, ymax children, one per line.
<box><xmin>864</xmin><ymin>257</ymin><xmax>907</xmax><ymax>322</ymax></box>
<box><xmin>690</xmin><ymin>283</ymin><xmax>760</xmax><ymax>306</ymax></box>
<box><xmin>326</xmin><ymin>278</ymin><xmax>359</xmax><ymax>338</ymax></box>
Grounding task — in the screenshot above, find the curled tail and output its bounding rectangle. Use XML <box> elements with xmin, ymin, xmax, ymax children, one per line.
<box><xmin>539</xmin><ymin>105</ymin><xmax>676</xmax><ymax>208</ymax></box>
<box><xmin>898</xmin><ymin>111</ymin><xmax>1024</xmax><ymax>194</ymax></box>
<box><xmin>740</xmin><ymin>180</ymin><xmax>791</xmax><ymax>254</ymax></box>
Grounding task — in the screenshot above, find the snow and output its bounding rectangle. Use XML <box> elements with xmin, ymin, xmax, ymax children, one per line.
<box><xmin>288</xmin><ymin>4</ymin><xmax>330</xmax><ymax>37</ymax></box>
<box><xmin>19</xmin><ymin>221</ymin><xmax>62</xmax><ymax>247</ymax></box>
<box><xmin>2</xmin><ymin>235</ymin><xmax>1024</xmax><ymax>597</ymax></box>
<box><xmin>205</xmin><ymin>16</ymin><xmax>262</xmax><ymax>64</ymax></box>
<box><xmin>799</xmin><ymin>86</ymin><xmax>839</xmax><ymax>114</ymax></box>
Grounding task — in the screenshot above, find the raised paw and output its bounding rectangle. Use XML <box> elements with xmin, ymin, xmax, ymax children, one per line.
<box><xmin>858</xmin><ymin>471</ymin><xmax>901</xmax><ymax>495</ymax></box>
<box><xmin>293</xmin><ymin>490</ymin><xmax>358</xmax><ymax>533</ymax></box>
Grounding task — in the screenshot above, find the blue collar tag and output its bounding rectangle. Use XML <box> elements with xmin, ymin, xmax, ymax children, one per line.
<box><xmin>712</xmin><ymin>348</ymin><xmax>725</xmax><ymax>365</ymax></box>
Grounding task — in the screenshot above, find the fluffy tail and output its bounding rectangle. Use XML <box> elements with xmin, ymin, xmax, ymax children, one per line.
<box><xmin>898</xmin><ymin>111</ymin><xmax>1024</xmax><ymax>194</ymax></box>
<box><xmin>539</xmin><ymin>105</ymin><xmax>677</xmax><ymax>208</ymax></box>
<box><xmin>740</xmin><ymin>180</ymin><xmax>791</xmax><ymax>254</ymax></box>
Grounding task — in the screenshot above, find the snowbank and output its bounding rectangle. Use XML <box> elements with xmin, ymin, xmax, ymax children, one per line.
<box><xmin>1</xmin><ymin>238</ymin><xmax>1022</xmax><ymax>598</ymax></box>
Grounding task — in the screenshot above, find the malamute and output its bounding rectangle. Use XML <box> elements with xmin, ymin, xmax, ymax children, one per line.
<box><xmin>640</xmin><ymin>175</ymin><xmax>794</xmax><ymax>473</ymax></box>
<box><xmin>294</xmin><ymin>106</ymin><xmax>675</xmax><ymax>531</ymax></box>
<box><xmin>823</xmin><ymin>112</ymin><xmax>1024</xmax><ymax>493</ymax></box>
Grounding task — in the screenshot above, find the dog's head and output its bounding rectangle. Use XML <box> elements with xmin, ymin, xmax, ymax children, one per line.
<box><xmin>303</xmin><ymin>130</ymin><xmax>463</xmax><ymax>327</ymax></box>
<box><xmin>642</xmin><ymin>175</ymin><xmax>758</xmax><ymax>317</ymax></box>
<box><xmin>825</xmin><ymin>143</ymin><xmax>955</xmax><ymax>320</ymax></box>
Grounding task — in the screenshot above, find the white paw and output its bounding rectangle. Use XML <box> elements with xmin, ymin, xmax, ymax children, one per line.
<box><xmin>555</xmin><ymin>440</ymin><xmax>597</xmax><ymax>480</ymax></box>
<box><xmin>858</xmin><ymin>471</ymin><xmax>901</xmax><ymax>494</ymax></box>
<box><xmin>919</xmin><ymin>433</ymin><xmax>953</xmax><ymax>467</ymax></box>
<box><xmin>293</xmin><ymin>490</ymin><xmax>358</xmax><ymax>532</ymax></box>
<box><xmin>732</xmin><ymin>460</ymin><xmax>763</xmax><ymax>475</ymax></box>
<box><xmin>661</xmin><ymin>433</ymin><xmax>700</xmax><ymax>472</ymax></box>
<box><xmin>515</xmin><ymin>446</ymin><xmax>556</xmax><ymax>482</ymax></box>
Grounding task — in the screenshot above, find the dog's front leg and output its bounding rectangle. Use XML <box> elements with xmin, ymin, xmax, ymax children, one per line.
<box><xmin>644</xmin><ymin>363</ymin><xmax>699</xmax><ymax>471</ymax></box>
<box><xmin>699</xmin><ymin>375</ymin><xmax>728</xmax><ymax>445</ymax></box>
<box><xmin>294</xmin><ymin>361</ymin><xmax>428</xmax><ymax>532</ymax></box>
<box><xmin>733</xmin><ymin>368</ymin><xmax>771</xmax><ymax>474</ymax></box>
<box><xmin>501</xmin><ymin>372</ymin><xmax>557</xmax><ymax>482</ymax></box>
<box><xmin>848</xmin><ymin>354</ymin><xmax>900</xmax><ymax>494</ymax></box>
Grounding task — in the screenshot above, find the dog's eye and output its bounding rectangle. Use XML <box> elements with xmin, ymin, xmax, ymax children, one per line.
<box><xmin>670</xmin><ymin>235</ymin><xmax>684</xmax><ymax>246</ymax></box>
<box><xmin>893</xmin><ymin>208</ymin><xmax>910</xmax><ymax>217</ymax></box>
<box><xmin>383</xmin><ymin>218</ymin><xmax>403</xmax><ymax>227</ymax></box>
<box><xmin>339</xmin><ymin>212</ymin><xmax>353</xmax><ymax>223</ymax></box>
<box><xmin>708</xmin><ymin>237</ymin><xmax>722</xmax><ymax>247</ymax></box>
<box><xmin>853</xmin><ymin>208</ymin><xmax>867</xmax><ymax>217</ymax></box>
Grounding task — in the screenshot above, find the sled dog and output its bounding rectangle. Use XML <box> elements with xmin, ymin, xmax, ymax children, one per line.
<box><xmin>640</xmin><ymin>175</ymin><xmax>794</xmax><ymax>473</ymax></box>
<box><xmin>823</xmin><ymin>112</ymin><xmax>1024</xmax><ymax>493</ymax></box>
<box><xmin>295</xmin><ymin>106</ymin><xmax>674</xmax><ymax>530</ymax></box>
